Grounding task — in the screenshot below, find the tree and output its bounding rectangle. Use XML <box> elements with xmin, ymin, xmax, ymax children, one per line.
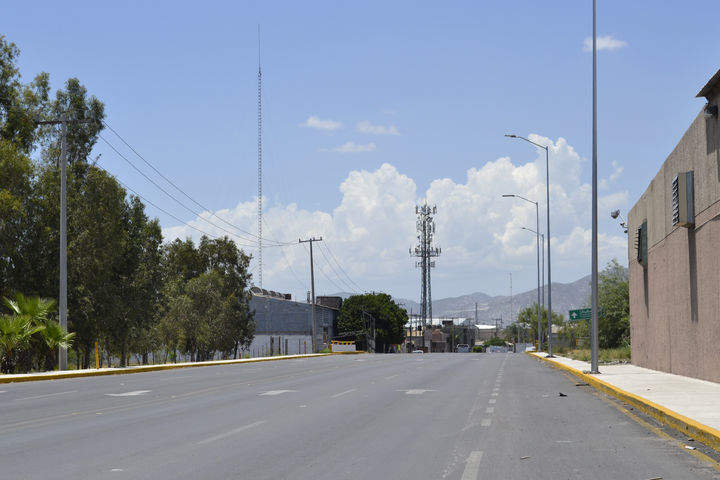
<box><xmin>516</xmin><ymin>303</ymin><xmax>564</xmax><ymax>348</ymax></box>
<box><xmin>338</xmin><ymin>293</ymin><xmax>407</xmax><ymax>352</ymax></box>
<box><xmin>597</xmin><ymin>259</ymin><xmax>629</xmax><ymax>348</ymax></box>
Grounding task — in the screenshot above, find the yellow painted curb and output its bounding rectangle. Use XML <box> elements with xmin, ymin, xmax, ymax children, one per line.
<box><xmin>0</xmin><ymin>352</ymin><xmax>366</xmax><ymax>384</ymax></box>
<box><xmin>527</xmin><ymin>352</ymin><xmax>720</xmax><ymax>452</ymax></box>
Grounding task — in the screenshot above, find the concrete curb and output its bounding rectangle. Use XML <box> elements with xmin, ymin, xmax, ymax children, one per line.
<box><xmin>0</xmin><ymin>351</ymin><xmax>365</xmax><ymax>384</ymax></box>
<box><xmin>527</xmin><ymin>352</ymin><xmax>720</xmax><ymax>452</ymax></box>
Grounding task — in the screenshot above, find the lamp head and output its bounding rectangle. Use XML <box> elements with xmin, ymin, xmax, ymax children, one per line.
<box><xmin>502</xmin><ymin>194</ymin><xmax>515</xmax><ymax>198</ymax></box>
<box><xmin>504</xmin><ymin>134</ymin><xmax>517</xmax><ymax>138</ymax></box>
<box><xmin>610</xmin><ymin>209</ymin><xmax>620</xmax><ymax>219</ymax></box>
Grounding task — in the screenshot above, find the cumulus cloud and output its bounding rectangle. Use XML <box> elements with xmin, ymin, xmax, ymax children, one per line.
<box><xmin>356</xmin><ymin>120</ymin><xmax>400</xmax><ymax>136</ymax></box>
<box><xmin>326</xmin><ymin>141</ymin><xmax>377</xmax><ymax>153</ymax></box>
<box><xmin>163</xmin><ymin>135</ymin><xmax>628</xmax><ymax>299</ymax></box>
<box><xmin>609</xmin><ymin>160</ymin><xmax>624</xmax><ymax>181</ymax></box>
<box><xmin>300</xmin><ymin>115</ymin><xmax>343</xmax><ymax>131</ymax></box>
<box><xmin>583</xmin><ymin>35</ymin><xmax>627</xmax><ymax>52</ymax></box>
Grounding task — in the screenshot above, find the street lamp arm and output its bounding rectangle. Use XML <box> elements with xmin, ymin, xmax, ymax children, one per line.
<box><xmin>505</xmin><ymin>134</ymin><xmax>549</xmax><ymax>150</ymax></box>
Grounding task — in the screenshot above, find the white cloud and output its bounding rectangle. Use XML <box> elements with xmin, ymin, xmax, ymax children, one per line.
<box><xmin>300</xmin><ymin>115</ymin><xmax>343</xmax><ymax>131</ymax></box>
<box><xmin>583</xmin><ymin>35</ymin><xmax>627</xmax><ymax>52</ymax></box>
<box><xmin>162</xmin><ymin>135</ymin><xmax>628</xmax><ymax>300</ymax></box>
<box><xmin>356</xmin><ymin>121</ymin><xmax>400</xmax><ymax>136</ymax></box>
<box><xmin>609</xmin><ymin>160</ymin><xmax>624</xmax><ymax>181</ymax></box>
<box><xmin>326</xmin><ymin>141</ymin><xmax>377</xmax><ymax>153</ymax></box>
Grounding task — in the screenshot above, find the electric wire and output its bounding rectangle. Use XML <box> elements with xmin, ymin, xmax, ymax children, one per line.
<box><xmin>323</xmin><ymin>241</ymin><xmax>365</xmax><ymax>292</ymax></box>
<box><xmin>99</xmin><ymin>134</ymin><xmax>287</xmax><ymax>249</ymax></box>
<box><xmin>101</xmin><ymin>120</ymin><xmax>290</xmax><ymax>246</ymax></box>
<box><xmin>317</xmin><ymin>242</ymin><xmax>358</xmax><ymax>294</ymax></box>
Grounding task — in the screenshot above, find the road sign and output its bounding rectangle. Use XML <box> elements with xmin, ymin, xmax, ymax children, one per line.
<box><xmin>569</xmin><ymin>308</ymin><xmax>591</xmax><ymax>321</ymax></box>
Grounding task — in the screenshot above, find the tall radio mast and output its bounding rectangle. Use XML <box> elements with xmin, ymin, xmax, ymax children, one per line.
<box><xmin>257</xmin><ymin>26</ymin><xmax>263</xmax><ymax>288</ymax></box>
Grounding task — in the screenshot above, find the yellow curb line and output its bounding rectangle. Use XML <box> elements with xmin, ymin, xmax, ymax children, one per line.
<box><xmin>527</xmin><ymin>351</ymin><xmax>720</xmax><ymax>452</ymax></box>
<box><xmin>0</xmin><ymin>352</ymin><xmax>366</xmax><ymax>384</ymax></box>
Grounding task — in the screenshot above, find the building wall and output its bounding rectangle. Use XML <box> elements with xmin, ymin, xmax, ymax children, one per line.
<box><xmin>249</xmin><ymin>295</ymin><xmax>337</xmax><ymax>353</ymax></box>
<box><xmin>627</xmin><ymin>83</ymin><xmax>720</xmax><ymax>382</ymax></box>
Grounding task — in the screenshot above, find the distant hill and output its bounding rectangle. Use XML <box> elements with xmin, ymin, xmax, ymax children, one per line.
<box><xmin>331</xmin><ymin>273</ymin><xmax>599</xmax><ymax>326</ymax></box>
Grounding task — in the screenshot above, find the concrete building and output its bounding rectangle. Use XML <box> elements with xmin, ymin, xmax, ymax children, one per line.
<box><xmin>627</xmin><ymin>69</ymin><xmax>720</xmax><ymax>383</ymax></box>
<box><xmin>247</xmin><ymin>288</ymin><xmax>341</xmax><ymax>355</ymax></box>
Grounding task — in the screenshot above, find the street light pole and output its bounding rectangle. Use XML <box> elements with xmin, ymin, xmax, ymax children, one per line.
<box><xmin>503</xmin><ymin>193</ymin><xmax>542</xmax><ymax>353</ymax></box>
<box><xmin>505</xmin><ymin>134</ymin><xmax>553</xmax><ymax>357</ymax></box>
<box><xmin>590</xmin><ymin>0</ymin><xmax>600</xmax><ymax>373</ymax></box>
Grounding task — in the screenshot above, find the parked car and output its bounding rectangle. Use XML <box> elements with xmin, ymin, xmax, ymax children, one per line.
<box><xmin>456</xmin><ymin>344</ymin><xmax>470</xmax><ymax>353</ymax></box>
<box><xmin>412</xmin><ymin>349</ymin><xmax>424</xmax><ymax>354</ymax></box>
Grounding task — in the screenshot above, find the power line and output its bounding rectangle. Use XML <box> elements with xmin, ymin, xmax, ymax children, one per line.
<box><xmin>323</xmin><ymin>241</ymin><xmax>365</xmax><ymax>293</ymax></box>
<box><xmin>317</xmin><ymin>242</ymin><xmax>358</xmax><ymax>294</ymax></box>
<box><xmin>262</xmin><ymin>216</ymin><xmax>308</xmax><ymax>291</ymax></box>
<box><xmin>99</xmin><ymin>134</ymin><xmax>288</xmax><ymax>248</ymax></box>
<box><xmin>101</xmin><ymin>120</ymin><xmax>288</xmax><ymax>246</ymax></box>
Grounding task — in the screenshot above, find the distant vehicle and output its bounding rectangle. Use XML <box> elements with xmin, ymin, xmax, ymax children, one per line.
<box><xmin>525</xmin><ymin>346</ymin><xmax>537</xmax><ymax>352</ymax></box>
<box><xmin>456</xmin><ymin>344</ymin><xmax>470</xmax><ymax>353</ymax></box>
<box><xmin>412</xmin><ymin>350</ymin><xmax>424</xmax><ymax>354</ymax></box>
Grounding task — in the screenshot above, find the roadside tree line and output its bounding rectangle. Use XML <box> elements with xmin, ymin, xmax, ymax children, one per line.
<box><xmin>0</xmin><ymin>36</ymin><xmax>254</xmax><ymax>372</ymax></box>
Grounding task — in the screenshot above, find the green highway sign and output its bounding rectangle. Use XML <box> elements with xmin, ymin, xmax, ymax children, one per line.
<box><xmin>569</xmin><ymin>308</ymin><xmax>591</xmax><ymax>321</ymax></box>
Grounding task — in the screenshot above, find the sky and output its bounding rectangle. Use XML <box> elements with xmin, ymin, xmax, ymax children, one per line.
<box><xmin>4</xmin><ymin>1</ymin><xmax>719</xmax><ymax>301</ymax></box>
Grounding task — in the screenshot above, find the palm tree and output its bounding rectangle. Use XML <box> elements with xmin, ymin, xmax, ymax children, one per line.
<box><xmin>0</xmin><ymin>315</ymin><xmax>43</xmax><ymax>373</ymax></box>
<box><xmin>1</xmin><ymin>293</ymin><xmax>73</xmax><ymax>372</ymax></box>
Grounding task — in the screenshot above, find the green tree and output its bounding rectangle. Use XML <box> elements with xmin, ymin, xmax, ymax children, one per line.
<box><xmin>338</xmin><ymin>293</ymin><xmax>406</xmax><ymax>352</ymax></box>
<box><xmin>596</xmin><ymin>259</ymin><xmax>629</xmax><ymax>348</ymax></box>
<box><xmin>516</xmin><ymin>303</ymin><xmax>564</xmax><ymax>349</ymax></box>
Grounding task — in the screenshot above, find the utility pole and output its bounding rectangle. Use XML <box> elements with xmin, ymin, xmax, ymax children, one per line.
<box><xmin>590</xmin><ymin>0</ymin><xmax>600</xmax><ymax>373</ymax></box>
<box><xmin>299</xmin><ymin>236</ymin><xmax>322</xmax><ymax>352</ymax></box>
<box><xmin>37</xmin><ymin>114</ymin><xmax>93</xmax><ymax>370</ymax></box>
<box><xmin>474</xmin><ymin>302</ymin><xmax>478</xmax><ymax>324</ymax></box>
<box><xmin>410</xmin><ymin>204</ymin><xmax>440</xmax><ymax>351</ymax></box>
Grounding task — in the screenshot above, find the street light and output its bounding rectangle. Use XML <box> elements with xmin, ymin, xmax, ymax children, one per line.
<box><xmin>610</xmin><ymin>209</ymin><xmax>628</xmax><ymax>234</ymax></box>
<box><xmin>520</xmin><ymin>226</ymin><xmax>544</xmax><ymax>351</ymax></box>
<box><xmin>504</xmin><ymin>134</ymin><xmax>554</xmax><ymax>357</ymax></box>
<box><xmin>503</xmin><ymin>194</ymin><xmax>542</xmax><ymax>353</ymax></box>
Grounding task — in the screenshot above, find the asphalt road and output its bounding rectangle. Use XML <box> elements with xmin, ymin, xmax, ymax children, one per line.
<box><xmin>2</xmin><ymin>353</ymin><xmax>719</xmax><ymax>479</ymax></box>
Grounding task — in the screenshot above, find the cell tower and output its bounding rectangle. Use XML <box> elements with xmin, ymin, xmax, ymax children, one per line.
<box><xmin>409</xmin><ymin>204</ymin><xmax>441</xmax><ymax>349</ymax></box>
<box><xmin>257</xmin><ymin>27</ymin><xmax>263</xmax><ymax>288</ymax></box>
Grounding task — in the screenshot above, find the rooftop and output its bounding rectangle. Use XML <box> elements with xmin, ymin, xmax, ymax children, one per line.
<box><xmin>696</xmin><ymin>68</ymin><xmax>720</xmax><ymax>100</ymax></box>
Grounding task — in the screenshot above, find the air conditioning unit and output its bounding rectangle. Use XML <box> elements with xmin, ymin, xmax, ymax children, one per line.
<box><xmin>672</xmin><ymin>171</ymin><xmax>694</xmax><ymax>227</ymax></box>
<box><xmin>635</xmin><ymin>220</ymin><xmax>647</xmax><ymax>266</ymax></box>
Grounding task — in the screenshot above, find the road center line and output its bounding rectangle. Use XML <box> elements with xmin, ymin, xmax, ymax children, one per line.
<box><xmin>481</xmin><ymin>418</ymin><xmax>492</xmax><ymax>427</ymax></box>
<box><xmin>105</xmin><ymin>390</ymin><xmax>151</xmax><ymax>397</ymax></box>
<box><xmin>461</xmin><ymin>451</ymin><xmax>484</xmax><ymax>480</ymax></box>
<box><xmin>486</xmin><ymin>407</ymin><xmax>494</xmax><ymax>413</ymax></box>
<box><xmin>197</xmin><ymin>420</ymin><xmax>266</xmax><ymax>445</ymax></box>
<box><xmin>331</xmin><ymin>388</ymin><xmax>357</xmax><ymax>398</ymax></box>
<box><xmin>18</xmin><ymin>390</ymin><xmax>77</xmax><ymax>401</ymax></box>
<box><xmin>384</xmin><ymin>374</ymin><xmax>399</xmax><ymax>380</ymax></box>
<box><xmin>488</xmin><ymin>399</ymin><xmax>496</xmax><ymax>404</ymax></box>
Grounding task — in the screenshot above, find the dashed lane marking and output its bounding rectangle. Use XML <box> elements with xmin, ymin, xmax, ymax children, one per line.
<box><xmin>460</xmin><ymin>451</ymin><xmax>484</xmax><ymax>480</ymax></box>
<box><xmin>197</xmin><ymin>420</ymin><xmax>266</xmax><ymax>445</ymax></box>
<box><xmin>486</xmin><ymin>407</ymin><xmax>494</xmax><ymax>414</ymax></box>
<box><xmin>258</xmin><ymin>390</ymin><xmax>296</xmax><ymax>396</ymax></box>
<box><xmin>105</xmin><ymin>390</ymin><xmax>150</xmax><ymax>397</ymax></box>
<box><xmin>398</xmin><ymin>389</ymin><xmax>436</xmax><ymax>395</ymax></box>
<box><xmin>18</xmin><ymin>390</ymin><xmax>77</xmax><ymax>401</ymax></box>
<box><xmin>481</xmin><ymin>418</ymin><xmax>492</xmax><ymax>427</ymax></box>
<box><xmin>331</xmin><ymin>389</ymin><xmax>357</xmax><ymax>398</ymax></box>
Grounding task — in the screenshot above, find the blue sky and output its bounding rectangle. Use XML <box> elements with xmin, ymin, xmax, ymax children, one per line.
<box><xmin>5</xmin><ymin>1</ymin><xmax>719</xmax><ymax>301</ymax></box>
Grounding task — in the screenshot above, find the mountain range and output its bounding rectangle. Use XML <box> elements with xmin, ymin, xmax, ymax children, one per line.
<box><xmin>332</xmin><ymin>274</ymin><xmax>593</xmax><ymax>326</ymax></box>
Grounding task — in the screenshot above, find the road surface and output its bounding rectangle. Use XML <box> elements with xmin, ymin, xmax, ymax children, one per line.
<box><xmin>2</xmin><ymin>353</ymin><xmax>718</xmax><ymax>479</ymax></box>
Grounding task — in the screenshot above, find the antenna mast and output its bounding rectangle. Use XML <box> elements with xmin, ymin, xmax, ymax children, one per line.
<box><xmin>257</xmin><ymin>25</ymin><xmax>263</xmax><ymax>288</ymax></box>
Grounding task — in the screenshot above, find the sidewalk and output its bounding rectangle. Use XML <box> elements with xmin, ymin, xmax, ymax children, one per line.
<box><xmin>529</xmin><ymin>352</ymin><xmax>720</xmax><ymax>451</ymax></box>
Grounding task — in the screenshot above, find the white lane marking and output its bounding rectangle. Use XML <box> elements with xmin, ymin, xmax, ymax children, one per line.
<box><xmin>492</xmin><ymin>387</ymin><xmax>499</xmax><ymax>392</ymax></box>
<box><xmin>110</xmin><ymin>469</ymin><xmax>124</xmax><ymax>472</ymax></box>
<box><xmin>197</xmin><ymin>420</ymin><xmax>266</xmax><ymax>445</ymax></box>
<box><xmin>105</xmin><ymin>390</ymin><xmax>150</xmax><ymax>397</ymax></box>
<box><xmin>331</xmin><ymin>388</ymin><xmax>357</xmax><ymax>398</ymax></box>
<box><xmin>0</xmin><ymin>390</ymin><xmax>6</xmax><ymax>394</ymax></box>
<box><xmin>486</xmin><ymin>407</ymin><xmax>494</xmax><ymax>414</ymax></box>
<box><xmin>481</xmin><ymin>418</ymin><xmax>492</xmax><ymax>427</ymax></box>
<box><xmin>19</xmin><ymin>390</ymin><xmax>77</xmax><ymax>401</ymax></box>
<box><xmin>491</xmin><ymin>392</ymin><xmax>499</xmax><ymax>397</ymax></box>
<box><xmin>398</xmin><ymin>389</ymin><xmax>436</xmax><ymax>395</ymax></box>
<box><xmin>488</xmin><ymin>399</ymin><xmax>496</xmax><ymax>404</ymax></box>
<box><xmin>299</xmin><ymin>405</ymin><xmax>307</xmax><ymax>408</ymax></box>
<box><xmin>259</xmin><ymin>390</ymin><xmax>296</xmax><ymax>396</ymax></box>
<box><xmin>461</xmin><ymin>451</ymin><xmax>484</xmax><ymax>480</ymax></box>
<box><xmin>385</xmin><ymin>374</ymin><xmax>399</xmax><ymax>380</ymax></box>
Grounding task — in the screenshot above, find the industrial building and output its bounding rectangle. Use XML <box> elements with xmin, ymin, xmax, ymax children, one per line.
<box><xmin>246</xmin><ymin>288</ymin><xmax>341</xmax><ymax>356</ymax></box>
<box><xmin>627</xmin><ymin>69</ymin><xmax>720</xmax><ymax>383</ymax></box>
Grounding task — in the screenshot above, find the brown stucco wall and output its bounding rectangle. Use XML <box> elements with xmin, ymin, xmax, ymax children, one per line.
<box><xmin>627</xmin><ymin>76</ymin><xmax>720</xmax><ymax>383</ymax></box>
